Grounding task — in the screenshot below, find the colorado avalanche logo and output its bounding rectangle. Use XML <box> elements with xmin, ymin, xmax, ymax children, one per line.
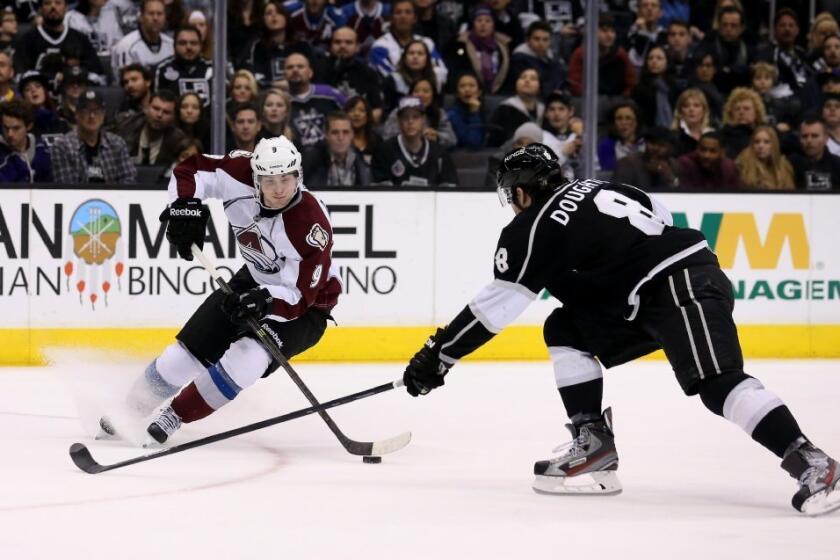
<box><xmin>235</xmin><ymin>223</ymin><xmax>282</xmax><ymax>273</ymax></box>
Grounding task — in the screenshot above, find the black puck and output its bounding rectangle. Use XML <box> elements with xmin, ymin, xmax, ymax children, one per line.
<box><xmin>362</xmin><ymin>455</ymin><xmax>382</xmax><ymax>464</ymax></box>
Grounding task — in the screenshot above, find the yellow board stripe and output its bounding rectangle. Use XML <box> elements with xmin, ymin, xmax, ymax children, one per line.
<box><xmin>1</xmin><ymin>326</ymin><xmax>839</xmax><ymax>366</ymax></box>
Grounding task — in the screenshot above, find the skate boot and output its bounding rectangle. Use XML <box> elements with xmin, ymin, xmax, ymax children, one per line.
<box><xmin>533</xmin><ymin>408</ymin><xmax>621</xmax><ymax>495</ymax></box>
<box><xmin>146</xmin><ymin>406</ymin><xmax>183</xmax><ymax>444</ymax></box>
<box><xmin>781</xmin><ymin>438</ymin><xmax>840</xmax><ymax>516</ymax></box>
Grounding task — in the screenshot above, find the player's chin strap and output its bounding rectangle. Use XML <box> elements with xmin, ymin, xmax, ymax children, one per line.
<box><xmin>189</xmin><ymin>243</ymin><xmax>411</xmax><ymax>457</ymax></box>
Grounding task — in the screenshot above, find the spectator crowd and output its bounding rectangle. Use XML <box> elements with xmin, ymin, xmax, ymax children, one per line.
<box><xmin>0</xmin><ymin>0</ymin><xmax>838</xmax><ymax>190</ymax></box>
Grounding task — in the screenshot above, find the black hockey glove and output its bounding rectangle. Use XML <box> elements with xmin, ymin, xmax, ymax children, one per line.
<box><xmin>403</xmin><ymin>328</ymin><xmax>451</xmax><ymax>397</ymax></box>
<box><xmin>221</xmin><ymin>288</ymin><xmax>274</xmax><ymax>325</ymax></box>
<box><xmin>159</xmin><ymin>198</ymin><xmax>210</xmax><ymax>261</ymax></box>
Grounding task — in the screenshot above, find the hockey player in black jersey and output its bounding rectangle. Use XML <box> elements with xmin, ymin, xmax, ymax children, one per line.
<box><xmin>402</xmin><ymin>143</ymin><xmax>840</xmax><ymax>516</ymax></box>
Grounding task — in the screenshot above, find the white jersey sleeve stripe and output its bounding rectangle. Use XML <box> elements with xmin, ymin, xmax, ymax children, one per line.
<box><xmin>469</xmin><ymin>279</ymin><xmax>537</xmax><ymax>333</ymax></box>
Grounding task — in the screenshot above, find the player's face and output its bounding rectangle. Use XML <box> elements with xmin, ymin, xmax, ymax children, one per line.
<box><xmin>179</xmin><ymin>95</ymin><xmax>201</xmax><ymax>124</ymax></box>
<box><xmin>680</xmin><ymin>96</ymin><xmax>705</xmax><ymax>126</ymax></box>
<box><xmin>331</xmin><ymin>29</ymin><xmax>357</xmax><ymax>58</ymax></box>
<box><xmin>146</xmin><ymin>98</ymin><xmax>176</xmax><ymax>130</ymax></box>
<box><xmin>731</xmin><ymin>100</ymin><xmax>756</xmax><ymax>126</ymax></box>
<box><xmin>405</xmin><ymin>43</ymin><xmax>428</xmax><ymax>71</ymax></box>
<box><xmin>2</xmin><ymin>115</ymin><xmax>29</xmax><ymax>151</ymax></box>
<box><xmin>23</xmin><ymin>82</ymin><xmax>46</xmax><ymax>106</ymax></box>
<box><xmin>263</xmin><ymin>3</ymin><xmax>286</xmax><ymax>33</ymax></box>
<box><xmin>800</xmin><ymin>123</ymin><xmax>827</xmax><ymax>158</ymax></box>
<box><xmin>140</xmin><ymin>0</ymin><xmax>166</xmax><ymax>35</ymax></box>
<box><xmin>260</xmin><ymin>173</ymin><xmax>298</xmax><ymax>208</ymax></box>
<box><xmin>176</xmin><ymin>31</ymin><xmax>202</xmax><ymax>61</ymax></box>
<box><xmin>528</xmin><ymin>30</ymin><xmax>551</xmax><ymax>57</ymax></box>
<box><xmin>262</xmin><ymin>93</ymin><xmax>287</xmax><ymax>124</ymax></box>
<box><xmin>122</xmin><ymin>70</ymin><xmax>150</xmax><ymax>99</ymax></box>
<box><xmin>751</xmin><ymin>130</ymin><xmax>773</xmax><ymax>160</ymax></box>
<box><xmin>232</xmin><ymin>77</ymin><xmax>253</xmax><ymax>103</ymax></box>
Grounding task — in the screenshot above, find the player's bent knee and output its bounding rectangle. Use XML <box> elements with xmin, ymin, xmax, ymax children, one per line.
<box><xmin>218</xmin><ymin>337</ymin><xmax>272</xmax><ymax>390</ymax></box>
<box><xmin>156</xmin><ymin>341</ymin><xmax>206</xmax><ymax>388</ymax></box>
<box><xmin>548</xmin><ymin>346</ymin><xmax>602</xmax><ymax>389</ymax></box>
<box><xmin>697</xmin><ymin>372</ymin><xmax>750</xmax><ymax>416</ymax></box>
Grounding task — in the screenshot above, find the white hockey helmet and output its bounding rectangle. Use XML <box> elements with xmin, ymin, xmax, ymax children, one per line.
<box><xmin>250</xmin><ymin>136</ymin><xmax>303</xmax><ymax>207</ymax></box>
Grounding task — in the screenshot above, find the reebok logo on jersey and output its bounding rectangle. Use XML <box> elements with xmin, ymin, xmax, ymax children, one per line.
<box><xmin>170</xmin><ymin>208</ymin><xmax>203</xmax><ymax>218</ymax></box>
<box><xmin>306</xmin><ymin>223</ymin><xmax>329</xmax><ymax>250</ymax></box>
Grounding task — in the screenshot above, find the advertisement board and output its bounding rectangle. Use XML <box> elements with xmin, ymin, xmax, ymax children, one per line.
<box><xmin>1</xmin><ymin>188</ymin><xmax>838</xmax><ymax>363</ymax></box>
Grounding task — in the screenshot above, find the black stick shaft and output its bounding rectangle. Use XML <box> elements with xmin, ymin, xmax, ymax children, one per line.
<box><xmin>72</xmin><ymin>380</ymin><xmax>398</xmax><ymax>473</ymax></box>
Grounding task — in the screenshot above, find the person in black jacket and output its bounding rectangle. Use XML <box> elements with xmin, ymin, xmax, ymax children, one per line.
<box><xmin>302</xmin><ymin>111</ymin><xmax>371</xmax><ymax>187</ymax></box>
<box><xmin>789</xmin><ymin>117</ymin><xmax>840</xmax><ymax>189</ymax></box>
<box><xmin>632</xmin><ymin>45</ymin><xmax>677</xmax><ymax>128</ymax></box>
<box><xmin>155</xmin><ymin>25</ymin><xmax>213</xmax><ymax>107</ymax></box>
<box><xmin>487</xmin><ymin>67</ymin><xmax>543</xmax><ymax>147</ymax></box>
<box><xmin>322</xmin><ymin>27</ymin><xmax>384</xmax><ymax>124</ymax></box>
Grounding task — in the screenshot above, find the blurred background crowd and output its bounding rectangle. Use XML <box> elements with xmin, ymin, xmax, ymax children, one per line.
<box><xmin>0</xmin><ymin>0</ymin><xmax>839</xmax><ymax>190</ymax></box>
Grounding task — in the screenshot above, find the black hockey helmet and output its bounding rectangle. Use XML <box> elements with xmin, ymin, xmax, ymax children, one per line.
<box><xmin>495</xmin><ymin>143</ymin><xmax>561</xmax><ymax>206</ymax></box>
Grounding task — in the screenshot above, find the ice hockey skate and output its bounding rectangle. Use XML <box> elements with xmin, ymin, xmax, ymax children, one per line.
<box><xmin>146</xmin><ymin>407</ymin><xmax>183</xmax><ymax>444</ymax></box>
<box><xmin>781</xmin><ymin>439</ymin><xmax>840</xmax><ymax>516</ymax></box>
<box><xmin>533</xmin><ymin>408</ymin><xmax>622</xmax><ymax>495</ymax></box>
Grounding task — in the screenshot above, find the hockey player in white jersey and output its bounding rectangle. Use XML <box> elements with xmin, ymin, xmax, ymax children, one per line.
<box><xmin>101</xmin><ymin>136</ymin><xmax>341</xmax><ymax>444</ymax></box>
<box><xmin>402</xmin><ymin>144</ymin><xmax>839</xmax><ymax>516</ymax></box>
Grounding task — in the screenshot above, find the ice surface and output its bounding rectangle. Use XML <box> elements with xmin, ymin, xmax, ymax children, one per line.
<box><xmin>1</xmin><ymin>356</ymin><xmax>838</xmax><ymax>559</ymax></box>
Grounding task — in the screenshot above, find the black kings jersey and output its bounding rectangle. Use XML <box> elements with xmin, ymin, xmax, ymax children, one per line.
<box><xmin>436</xmin><ymin>178</ymin><xmax>717</xmax><ymax>365</ymax></box>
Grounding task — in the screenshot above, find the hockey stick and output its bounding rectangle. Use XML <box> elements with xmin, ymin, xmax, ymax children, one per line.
<box><xmin>69</xmin><ymin>377</ymin><xmax>403</xmax><ymax>474</ymax></box>
<box><xmin>191</xmin><ymin>244</ymin><xmax>411</xmax><ymax>456</ymax></box>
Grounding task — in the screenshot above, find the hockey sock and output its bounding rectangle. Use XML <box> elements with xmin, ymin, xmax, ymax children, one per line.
<box><xmin>558</xmin><ymin>378</ymin><xmax>604</xmax><ymax>421</ymax></box>
<box><xmin>750</xmin><ymin>405</ymin><xmax>804</xmax><ymax>459</ymax></box>
<box><xmin>125</xmin><ymin>360</ymin><xmax>180</xmax><ymax>415</ymax></box>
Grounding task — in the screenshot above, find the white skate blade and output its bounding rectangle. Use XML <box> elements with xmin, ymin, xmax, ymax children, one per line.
<box><xmin>532</xmin><ymin>471</ymin><xmax>622</xmax><ymax>496</ymax></box>
<box><xmin>800</xmin><ymin>482</ymin><xmax>840</xmax><ymax>517</ymax></box>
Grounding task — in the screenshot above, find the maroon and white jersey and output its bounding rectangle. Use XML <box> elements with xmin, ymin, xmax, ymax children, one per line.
<box><xmin>169</xmin><ymin>152</ymin><xmax>341</xmax><ymax>322</ymax></box>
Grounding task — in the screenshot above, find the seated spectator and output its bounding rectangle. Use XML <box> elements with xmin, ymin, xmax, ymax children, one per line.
<box><xmin>666</xmin><ymin>20</ymin><xmax>695</xmax><ymax>92</ymax></box>
<box><xmin>118</xmin><ymin>89</ymin><xmax>186</xmax><ymax>167</ymax></box>
<box><xmin>382</xmin><ymin>39</ymin><xmax>439</xmax><ymax>114</ymax></box>
<box><xmin>487</xmin><ymin>67</ymin><xmax>543</xmax><ymax>147</ymax></box>
<box><xmin>67</xmin><ymin>0</ymin><xmax>124</xmax><ymax>57</ymax></box>
<box><xmin>111</xmin><ymin>0</ymin><xmax>173</xmax><ymax>78</ymax></box>
<box><xmin>568</xmin><ymin>14</ymin><xmax>635</xmax><ymax>99</ymax></box>
<box><xmin>720</xmin><ymin>87</ymin><xmax>767</xmax><ymax>158</ymax></box>
<box><xmin>287</xmin><ymin>0</ymin><xmax>342</xmax><ymax>51</ymax></box>
<box><xmin>447</xmin><ymin>72</ymin><xmax>486</xmax><ymax>149</ymax></box>
<box><xmin>822</xmin><ymin>93</ymin><xmax>840</xmax><ymax>156</ymax></box>
<box><xmin>337</xmin><ymin>0</ymin><xmax>389</xmax><ymax>57</ymax></box>
<box><xmin>368</xmin><ymin>0</ymin><xmax>448</xmax><ymax>89</ymax></box>
<box><xmin>806</xmin><ymin>12</ymin><xmax>839</xmax><ymax>66</ymax></box>
<box><xmin>488</xmin><ymin>0</ymin><xmax>524</xmax><ymax>48</ymax></box>
<box><xmin>13</xmin><ymin>0</ymin><xmax>106</xmax><ymax>86</ymax></box>
<box><xmin>51</xmin><ymin>90</ymin><xmax>136</xmax><ymax>184</ymax></box>
<box><xmin>188</xmin><ymin>10</ymin><xmax>213</xmax><ymax>59</ymax></box>
<box><xmin>756</xmin><ymin>8</ymin><xmax>810</xmax><ymax>95</ymax></box>
<box><xmin>415</xmin><ymin>0</ymin><xmax>460</xmax><ymax>49</ymax></box>
<box><xmin>597</xmin><ymin>100</ymin><xmax>643</xmax><ymax>172</ymax></box>
<box><xmin>750</xmin><ymin>62</ymin><xmax>798</xmax><ymax>133</ymax></box>
<box><xmin>0</xmin><ymin>8</ymin><xmax>18</xmax><ymax>53</ymax></box>
<box><xmin>735</xmin><ymin>125</ymin><xmax>795</xmax><ymax>189</ymax></box>
<box><xmin>671</xmin><ymin>88</ymin><xmax>715</xmax><ymax>156</ymax></box>
<box><xmin>227</xmin><ymin>0</ymin><xmax>260</xmax><ymax>56</ymax></box>
<box><xmin>812</xmin><ymin>33</ymin><xmax>840</xmax><ymax>81</ymax></box>
<box><xmin>614</xmin><ymin>126</ymin><xmax>680</xmax><ymax>188</ymax></box>
<box><xmin>542</xmin><ymin>90</ymin><xmax>583</xmax><ymax>171</ymax></box>
<box><xmin>382</xmin><ymin>78</ymin><xmax>456</xmax><ymax>149</ymax></box>
<box><xmin>228</xmin><ymin>69</ymin><xmax>259</xmax><ymax>116</ymax></box>
<box><xmin>677</xmin><ymin>131</ymin><xmax>742</xmax><ymax>189</ymax></box>
<box><xmin>228</xmin><ymin>103</ymin><xmax>262</xmax><ymax>152</ymax></box>
<box><xmin>164</xmin><ymin>0</ymin><xmax>186</xmax><ymax>30</ymax></box>
<box><xmin>445</xmin><ymin>5</ymin><xmax>511</xmax><ymax>96</ymax></box>
<box><xmin>155</xmin><ymin>25</ymin><xmax>213</xmax><ymax>107</ymax></box>
<box><xmin>689</xmin><ymin>52</ymin><xmax>725</xmax><ymax>122</ymax></box>
<box><xmin>115</xmin><ymin>65</ymin><xmax>151</xmax><ymax>121</ymax></box>
<box><xmin>509</xmin><ymin>20</ymin><xmax>564</xmax><ymax>97</ymax></box>
<box><xmin>56</xmin><ymin>66</ymin><xmax>88</xmax><ymax>127</ymax></box>
<box><xmin>285</xmin><ymin>52</ymin><xmax>347</xmax><ymax>148</ymax></box>
<box><xmin>344</xmin><ymin>95</ymin><xmax>381</xmax><ymax>164</ymax></box>
<box><xmin>260</xmin><ymin>88</ymin><xmax>295</xmax><ymax>141</ymax></box>
<box><xmin>18</xmin><ymin>71</ymin><xmax>70</xmax><ymax>142</ymax></box>
<box><xmin>370</xmin><ymin>95</ymin><xmax>458</xmax><ymax>186</ymax></box>
<box><xmin>0</xmin><ymin>51</ymin><xmax>15</xmax><ymax>104</ymax></box>
<box><xmin>0</xmin><ymin>99</ymin><xmax>52</xmax><ymax>182</ymax></box>
<box><xmin>696</xmin><ymin>6</ymin><xmax>754</xmax><ymax>95</ymax></box>
<box><xmin>176</xmin><ymin>92</ymin><xmax>210</xmax><ymax>151</ymax></box>
<box><xmin>323</xmin><ymin>27</ymin><xmax>384</xmax><ymax>124</ymax></box>
<box><xmin>789</xmin><ymin>117</ymin><xmax>840</xmax><ymax>190</ymax></box>
<box><xmin>627</xmin><ymin>0</ymin><xmax>668</xmax><ymax>68</ymax></box>
<box><xmin>632</xmin><ymin>45</ymin><xmax>676</xmax><ymax>128</ymax></box>
<box><xmin>303</xmin><ymin>111</ymin><xmax>371</xmax><ymax>187</ymax></box>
